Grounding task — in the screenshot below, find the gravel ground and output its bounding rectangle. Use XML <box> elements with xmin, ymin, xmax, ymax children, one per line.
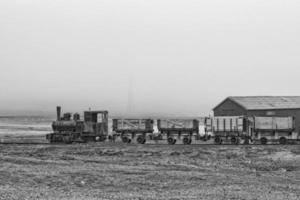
<box><xmin>0</xmin><ymin>140</ymin><xmax>299</xmax><ymax>200</ymax></box>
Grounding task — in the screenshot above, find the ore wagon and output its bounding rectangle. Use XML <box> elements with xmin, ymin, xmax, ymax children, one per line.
<box><xmin>205</xmin><ymin>116</ymin><xmax>251</xmax><ymax>144</ymax></box>
<box><xmin>157</xmin><ymin>119</ymin><xmax>199</xmax><ymax>145</ymax></box>
<box><xmin>250</xmin><ymin>116</ymin><xmax>296</xmax><ymax>144</ymax></box>
<box><xmin>112</xmin><ymin>119</ymin><xmax>154</xmax><ymax>144</ymax></box>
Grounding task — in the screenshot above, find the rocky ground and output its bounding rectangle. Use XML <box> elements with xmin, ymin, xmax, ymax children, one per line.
<box><xmin>0</xmin><ymin>138</ymin><xmax>299</xmax><ymax>200</ymax></box>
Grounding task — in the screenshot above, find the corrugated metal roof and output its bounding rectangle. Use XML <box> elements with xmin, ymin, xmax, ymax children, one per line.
<box><xmin>228</xmin><ymin>96</ymin><xmax>300</xmax><ymax>110</ymax></box>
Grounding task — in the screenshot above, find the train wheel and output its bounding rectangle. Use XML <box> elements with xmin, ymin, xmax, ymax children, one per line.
<box><xmin>137</xmin><ymin>136</ymin><xmax>145</xmax><ymax>144</ymax></box>
<box><xmin>49</xmin><ymin>138</ymin><xmax>56</xmax><ymax>143</ymax></box>
<box><xmin>82</xmin><ymin>137</ymin><xmax>95</xmax><ymax>143</ymax></box>
<box><xmin>230</xmin><ymin>137</ymin><xmax>239</xmax><ymax>145</ymax></box>
<box><xmin>279</xmin><ymin>137</ymin><xmax>287</xmax><ymax>145</ymax></box>
<box><xmin>260</xmin><ymin>137</ymin><xmax>268</xmax><ymax>145</ymax></box>
<box><xmin>214</xmin><ymin>136</ymin><xmax>223</xmax><ymax>145</ymax></box>
<box><xmin>167</xmin><ymin>137</ymin><xmax>175</xmax><ymax>145</ymax></box>
<box><xmin>183</xmin><ymin>137</ymin><xmax>190</xmax><ymax>145</ymax></box>
<box><xmin>63</xmin><ymin>136</ymin><xmax>72</xmax><ymax>144</ymax></box>
<box><xmin>122</xmin><ymin>137</ymin><xmax>129</xmax><ymax>143</ymax></box>
<box><xmin>48</xmin><ymin>134</ymin><xmax>55</xmax><ymax>143</ymax></box>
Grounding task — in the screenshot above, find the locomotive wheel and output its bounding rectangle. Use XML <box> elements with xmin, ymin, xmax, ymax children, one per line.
<box><xmin>260</xmin><ymin>137</ymin><xmax>268</xmax><ymax>145</ymax></box>
<box><xmin>49</xmin><ymin>138</ymin><xmax>57</xmax><ymax>143</ymax></box>
<box><xmin>167</xmin><ymin>137</ymin><xmax>175</xmax><ymax>145</ymax></box>
<box><xmin>137</xmin><ymin>136</ymin><xmax>146</xmax><ymax>144</ymax></box>
<box><xmin>279</xmin><ymin>137</ymin><xmax>287</xmax><ymax>145</ymax></box>
<box><xmin>87</xmin><ymin>137</ymin><xmax>96</xmax><ymax>142</ymax></box>
<box><xmin>214</xmin><ymin>136</ymin><xmax>223</xmax><ymax>145</ymax></box>
<box><xmin>122</xmin><ymin>137</ymin><xmax>129</xmax><ymax>143</ymax></box>
<box><xmin>63</xmin><ymin>136</ymin><xmax>72</xmax><ymax>144</ymax></box>
<box><xmin>230</xmin><ymin>137</ymin><xmax>239</xmax><ymax>145</ymax></box>
<box><xmin>81</xmin><ymin>137</ymin><xmax>95</xmax><ymax>143</ymax></box>
<box><xmin>183</xmin><ymin>137</ymin><xmax>190</xmax><ymax>145</ymax></box>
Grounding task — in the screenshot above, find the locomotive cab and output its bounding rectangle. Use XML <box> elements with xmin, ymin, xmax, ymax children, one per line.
<box><xmin>83</xmin><ymin>111</ymin><xmax>109</xmax><ymax>141</ymax></box>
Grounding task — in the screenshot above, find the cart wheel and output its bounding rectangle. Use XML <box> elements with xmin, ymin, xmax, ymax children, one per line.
<box><xmin>167</xmin><ymin>137</ymin><xmax>175</xmax><ymax>145</ymax></box>
<box><xmin>231</xmin><ymin>137</ymin><xmax>239</xmax><ymax>145</ymax></box>
<box><xmin>260</xmin><ymin>137</ymin><xmax>268</xmax><ymax>145</ymax></box>
<box><xmin>279</xmin><ymin>137</ymin><xmax>287</xmax><ymax>145</ymax></box>
<box><xmin>183</xmin><ymin>137</ymin><xmax>190</xmax><ymax>145</ymax></box>
<box><xmin>122</xmin><ymin>137</ymin><xmax>129</xmax><ymax>143</ymax></box>
<box><xmin>214</xmin><ymin>136</ymin><xmax>222</xmax><ymax>145</ymax></box>
<box><xmin>63</xmin><ymin>135</ymin><xmax>73</xmax><ymax>144</ymax></box>
<box><xmin>137</xmin><ymin>136</ymin><xmax>145</xmax><ymax>144</ymax></box>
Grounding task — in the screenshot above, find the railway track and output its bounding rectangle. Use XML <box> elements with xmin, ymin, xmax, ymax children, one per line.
<box><xmin>0</xmin><ymin>141</ymin><xmax>299</xmax><ymax>145</ymax></box>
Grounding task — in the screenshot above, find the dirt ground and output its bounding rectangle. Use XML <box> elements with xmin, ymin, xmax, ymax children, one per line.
<box><xmin>0</xmin><ymin>139</ymin><xmax>299</xmax><ymax>200</ymax></box>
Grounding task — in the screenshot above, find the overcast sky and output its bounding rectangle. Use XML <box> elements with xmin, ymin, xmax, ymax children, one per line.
<box><xmin>0</xmin><ymin>0</ymin><xmax>300</xmax><ymax>116</ymax></box>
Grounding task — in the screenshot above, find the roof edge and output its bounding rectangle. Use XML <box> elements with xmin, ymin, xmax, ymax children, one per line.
<box><xmin>213</xmin><ymin>97</ymin><xmax>247</xmax><ymax>111</ymax></box>
<box><xmin>246</xmin><ymin>107</ymin><xmax>300</xmax><ymax>111</ymax></box>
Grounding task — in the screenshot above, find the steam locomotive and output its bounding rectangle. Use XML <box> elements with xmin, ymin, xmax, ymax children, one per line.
<box><xmin>46</xmin><ymin>107</ymin><xmax>108</xmax><ymax>143</ymax></box>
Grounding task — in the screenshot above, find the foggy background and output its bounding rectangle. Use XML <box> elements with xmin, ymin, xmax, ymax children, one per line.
<box><xmin>0</xmin><ymin>0</ymin><xmax>299</xmax><ymax>117</ymax></box>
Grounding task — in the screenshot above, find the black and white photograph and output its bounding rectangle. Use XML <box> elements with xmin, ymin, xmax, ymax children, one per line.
<box><xmin>0</xmin><ymin>0</ymin><xmax>299</xmax><ymax>199</ymax></box>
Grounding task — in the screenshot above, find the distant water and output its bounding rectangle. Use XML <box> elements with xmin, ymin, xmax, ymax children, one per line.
<box><xmin>0</xmin><ymin>116</ymin><xmax>53</xmax><ymax>136</ymax></box>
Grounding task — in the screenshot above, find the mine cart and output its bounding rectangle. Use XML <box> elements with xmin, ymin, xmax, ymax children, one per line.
<box><xmin>112</xmin><ymin>119</ymin><xmax>154</xmax><ymax>144</ymax></box>
<box><xmin>205</xmin><ymin>116</ymin><xmax>251</xmax><ymax>145</ymax></box>
<box><xmin>250</xmin><ymin>116</ymin><xmax>296</xmax><ymax>144</ymax></box>
<box><xmin>46</xmin><ymin>106</ymin><xmax>109</xmax><ymax>143</ymax></box>
<box><xmin>157</xmin><ymin>119</ymin><xmax>199</xmax><ymax>145</ymax></box>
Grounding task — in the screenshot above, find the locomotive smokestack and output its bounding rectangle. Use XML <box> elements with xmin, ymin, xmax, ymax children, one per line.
<box><xmin>56</xmin><ymin>106</ymin><xmax>61</xmax><ymax>121</ymax></box>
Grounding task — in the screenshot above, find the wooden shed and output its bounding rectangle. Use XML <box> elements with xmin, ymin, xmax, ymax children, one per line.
<box><xmin>213</xmin><ymin>96</ymin><xmax>300</xmax><ymax>132</ymax></box>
